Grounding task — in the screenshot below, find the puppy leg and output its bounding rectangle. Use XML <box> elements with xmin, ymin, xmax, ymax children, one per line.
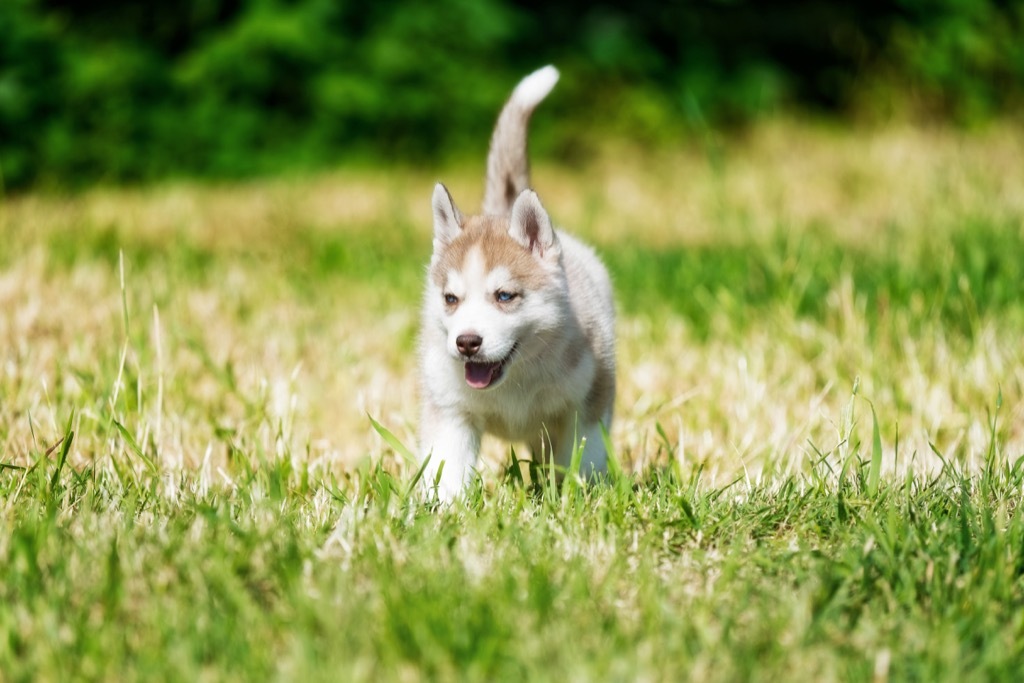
<box><xmin>419</xmin><ymin>412</ymin><xmax>481</xmax><ymax>502</ymax></box>
<box><xmin>552</xmin><ymin>419</ymin><xmax>609</xmax><ymax>481</ymax></box>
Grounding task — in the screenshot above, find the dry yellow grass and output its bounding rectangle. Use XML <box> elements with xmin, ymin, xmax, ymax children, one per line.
<box><xmin>2</xmin><ymin>119</ymin><xmax>1022</xmax><ymax>485</ymax></box>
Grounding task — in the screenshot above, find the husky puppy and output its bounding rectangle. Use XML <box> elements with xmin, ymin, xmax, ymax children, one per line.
<box><xmin>418</xmin><ymin>66</ymin><xmax>615</xmax><ymax>501</ymax></box>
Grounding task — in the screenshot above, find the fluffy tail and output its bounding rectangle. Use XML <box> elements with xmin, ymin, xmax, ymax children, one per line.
<box><xmin>482</xmin><ymin>65</ymin><xmax>559</xmax><ymax>216</ymax></box>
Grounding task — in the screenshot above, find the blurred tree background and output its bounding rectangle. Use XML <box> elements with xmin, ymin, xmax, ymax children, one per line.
<box><xmin>1</xmin><ymin>0</ymin><xmax>1022</xmax><ymax>189</ymax></box>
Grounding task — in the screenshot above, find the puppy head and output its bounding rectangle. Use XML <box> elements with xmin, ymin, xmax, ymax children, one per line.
<box><xmin>427</xmin><ymin>185</ymin><xmax>565</xmax><ymax>389</ymax></box>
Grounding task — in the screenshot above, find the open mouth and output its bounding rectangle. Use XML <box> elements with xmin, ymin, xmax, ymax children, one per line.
<box><xmin>464</xmin><ymin>343</ymin><xmax>518</xmax><ymax>389</ymax></box>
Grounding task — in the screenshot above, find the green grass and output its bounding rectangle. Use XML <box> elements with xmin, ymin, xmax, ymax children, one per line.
<box><xmin>1</xmin><ymin>122</ymin><xmax>1023</xmax><ymax>680</ymax></box>
<box><xmin>3</xmin><ymin>416</ymin><xmax>1023</xmax><ymax>681</ymax></box>
<box><xmin>608</xmin><ymin>217</ymin><xmax>1024</xmax><ymax>338</ymax></box>
<box><xmin>15</xmin><ymin>198</ymin><xmax>1024</xmax><ymax>350</ymax></box>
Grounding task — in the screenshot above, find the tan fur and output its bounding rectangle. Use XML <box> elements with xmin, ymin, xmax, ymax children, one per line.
<box><xmin>431</xmin><ymin>216</ymin><xmax>558</xmax><ymax>293</ymax></box>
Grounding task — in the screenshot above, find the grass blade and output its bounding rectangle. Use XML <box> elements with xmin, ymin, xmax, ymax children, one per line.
<box><xmin>49</xmin><ymin>411</ymin><xmax>76</xmax><ymax>492</ymax></box>
<box><xmin>404</xmin><ymin>452</ymin><xmax>432</xmax><ymax>499</ymax></box>
<box><xmin>368</xmin><ymin>413</ymin><xmax>417</xmax><ymax>467</ymax></box>
<box><xmin>867</xmin><ymin>401</ymin><xmax>882</xmax><ymax>497</ymax></box>
<box><xmin>505</xmin><ymin>446</ymin><xmax>525</xmax><ymax>488</ymax></box>
<box><xmin>600</xmin><ymin>422</ymin><xmax>623</xmax><ymax>481</ymax></box>
<box><xmin>113</xmin><ymin>420</ymin><xmax>158</xmax><ymax>474</ymax></box>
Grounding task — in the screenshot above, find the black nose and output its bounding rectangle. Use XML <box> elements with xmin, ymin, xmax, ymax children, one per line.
<box><xmin>456</xmin><ymin>333</ymin><xmax>483</xmax><ymax>357</ymax></box>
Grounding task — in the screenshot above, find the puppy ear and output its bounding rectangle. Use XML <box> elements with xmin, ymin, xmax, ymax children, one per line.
<box><xmin>508</xmin><ymin>190</ymin><xmax>556</xmax><ymax>257</ymax></box>
<box><xmin>432</xmin><ymin>183</ymin><xmax>463</xmax><ymax>247</ymax></box>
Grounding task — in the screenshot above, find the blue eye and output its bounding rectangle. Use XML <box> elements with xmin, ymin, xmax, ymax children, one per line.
<box><xmin>444</xmin><ymin>293</ymin><xmax>458</xmax><ymax>305</ymax></box>
<box><xmin>496</xmin><ymin>290</ymin><xmax>517</xmax><ymax>303</ymax></box>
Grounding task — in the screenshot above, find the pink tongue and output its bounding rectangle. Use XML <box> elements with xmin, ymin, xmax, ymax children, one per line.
<box><xmin>465</xmin><ymin>362</ymin><xmax>499</xmax><ymax>389</ymax></box>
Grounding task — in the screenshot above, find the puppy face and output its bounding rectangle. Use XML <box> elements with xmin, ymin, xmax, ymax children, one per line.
<box><xmin>428</xmin><ymin>218</ymin><xmax>564</xmax><ymax>390</ymax></box>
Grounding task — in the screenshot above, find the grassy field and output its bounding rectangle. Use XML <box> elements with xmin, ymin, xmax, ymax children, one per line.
<box><xmin>1</xmin><ymin>120</ymin><xmax>1023</xmax><ymax>680</ymax></box>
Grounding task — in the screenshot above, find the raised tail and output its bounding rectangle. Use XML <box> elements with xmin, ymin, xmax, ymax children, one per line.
<box><xmin>482</xmin><ymin>65</ymin><xmax>559</xmax><ymax>217</ymax></box>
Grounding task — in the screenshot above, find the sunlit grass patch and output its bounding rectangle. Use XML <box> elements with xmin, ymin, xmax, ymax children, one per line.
<box><xmin>1</xmin><ymin>423</ymin><xmax>1022</xmax><ymax>680</ymax></box>
<box><xmin>607</xmin><ymin>217</ymin><xmax>1024</xmax><ymax>337</ymax></box>
<box><xmin>2</xmin><ymin>121</ymin><xmax>1023</xmax><ymax>481</ymax></box>
<box><xmin>1</xmin><ymin>120</ymin><xmax>1023</xmax><ymax>679</ymax></box>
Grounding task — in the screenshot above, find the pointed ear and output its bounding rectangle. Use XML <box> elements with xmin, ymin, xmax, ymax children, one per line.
<box><xmin>508</xmin><ymin>190</ymin><xmax>556</xmax><ymax>257</ymax></box>
<box><xmin>432</xmin><ymin>183</ymin><xmax>463</xmax><ymax>247</ymax></box>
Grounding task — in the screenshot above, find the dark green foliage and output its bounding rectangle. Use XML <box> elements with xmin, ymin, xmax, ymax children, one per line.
<box><xmin>1</xmin><ymin>0</ymin><xmax>1022</xmax><ymax>189</ymax></box>
<box><xmin>884</xmin><ymin>0</ymin><xmax>1024</xmax><ymax>120</ymax></box>
<box><xmin>0</xmin><ymin>0</ymin><xmax>66</xmax><ymax>187</ymax></box>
